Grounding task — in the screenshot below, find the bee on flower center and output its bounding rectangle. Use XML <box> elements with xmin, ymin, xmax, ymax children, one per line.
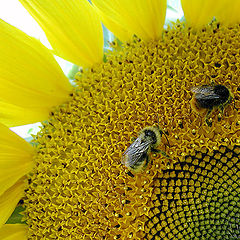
<box><xmin>190</xmin><ymin>84</ymin><xmax>234</xmax><ymax>126</ymax></box>
<box><xmin>121</xmin><ymin>126</ymin><xmax>169</xmax><ymax>173</ymax></box>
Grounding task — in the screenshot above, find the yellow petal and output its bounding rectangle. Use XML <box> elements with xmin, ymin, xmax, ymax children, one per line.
<box><xmin>181</xmin><ymin>0</ymin><xmax>216</xmax><ymax>28</ymax></box>
<box><xmin>0</xmin><ymin>123</ymin><xmax>34</xmax><ymax>196</ymax></box>
<box><xmin>92</xmin><ymin>0</ymin><xmax>167</xmax><ymax>41</ymax></box>
<box><xmin>0</xmin><ymin>178</ymin><xmax>26</xmax><ymax>228</ymax></box>
<box><xmin>215</xmin><ymin>0</ymin><xmax>240</xmax><ymax>24</ymax></box>
<box><xmin>0</xmin><ymin>224</ymin><xmax>27</xmax><ymax>240</ymax></box>
<box><xmin>0</xmin><ymin>102</ymin><xmax>50</xmax><ymax>127</ymax></box>
<box><xmin>0</xmin><ymin>19</ymin><xmax>72</xmax><ymax>127</ymax></box>
<box><xmin>19</xmin><ymin>0</ymin><xmax>103</xmax><ymax>67</ymax></box>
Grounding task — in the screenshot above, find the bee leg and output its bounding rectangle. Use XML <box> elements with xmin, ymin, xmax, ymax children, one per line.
<box><xmin>142</xmin><ymin>155</ymin><xmax>149</xmax><ymax>170</ymax></box>
<box><xmin>205</xmin><ymin>108</ymin><xmax>213</xmax><ymax>126</ymax></box>
<box><xmin>220</xmin><ymin>103</ymin><xmax>225</xmax><ymax>114</ymax></box>
<box><xmin>217</xmin><ymin>104</ymin><xmax>225</xmax><ymax>121</ymax></box>
<box><xmin>151</xmin><ymin>148</ymin><xmax>170</xmax><ymax>158</ymax></box>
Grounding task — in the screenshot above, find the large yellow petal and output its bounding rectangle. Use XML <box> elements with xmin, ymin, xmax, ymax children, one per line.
<box><xmin>0</xmin><ymin>19</ymin><xmax>72</xmax><ymax>127</ymax></box>
<box><xmin>0</xmin><ymin>224</ymin><xmax>27</xmax><ymax>240</ymax></box>
<box><xmin>0</xmin><ymin>102</ymin><xmax>50</xmax><ymax>127</ymax></box>
<box><xmin>214</xmin><ymin>0</ymin><xmax>240</xmax><ymax>24</ymax></box>
<box><xmin>0</xmin><ymin>123</ymin><xmax>34</xmax><ymax>197</ymax></box>
<box><xmin>0</xmin><ymin>178</ymin><xmax>26</xmax><ymax>228</ymax></box>
<box><xmin>92</xmin><ymin>0</ymin><xmax>167</xmax><ymax>41</ymax></box>
<box><xmin>181</xmin><ymin>0</ymin><xmax>216</xmax><ymax>28</ymax></box>
<box><xmin>19</xmin><ymin>0</ymin><xmax>103</xmax><ymax>67</ymax></box>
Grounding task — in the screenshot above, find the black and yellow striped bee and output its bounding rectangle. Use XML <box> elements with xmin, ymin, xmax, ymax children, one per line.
<box><xmin>190</xmin><ymin>84</ymin><xmax>234</xmax><ymax>126</ymax></box>
<box><xmin>121</xmin><ymin>126</ymin><xmax>168</xmax><ymax>173</ymax></box>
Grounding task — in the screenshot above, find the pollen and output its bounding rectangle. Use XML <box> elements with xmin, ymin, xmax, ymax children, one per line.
<box><xmin>24</xmin><ymin>22</ymin><xmax>240</xmax><ymax>239</ymax></box>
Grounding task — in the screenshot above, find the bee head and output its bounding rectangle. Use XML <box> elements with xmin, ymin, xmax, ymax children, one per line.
<box><xmin>214</xmin><ymin>85</ymin><xmax>230</xmax><ymax>104</ymax></box>
<box><xmin>219</xmin><ymin>85</ymin><xmax>237</xmax><ymax>110</ymax></box>
<box><xmin>141</xmin><ymin>126</ymin><xmax>162</xmax><ymax>147</ymax></box>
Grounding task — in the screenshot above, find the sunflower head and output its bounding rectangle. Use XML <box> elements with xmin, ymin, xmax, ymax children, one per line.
<box><xmin>23</xmin><ymin>21</ymin><xmax>240</xmax><ymax>239</ymax></box>
<box><xmin>1</xmin><ymin>1</ymin><xmax>240</xmax><ymax>240</ymax></box>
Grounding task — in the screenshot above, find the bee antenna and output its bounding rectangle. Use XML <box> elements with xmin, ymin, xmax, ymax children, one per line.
<box><xmin>160</xmin><ymin>129</ymin><xmax>170</xmax><ymax>148</ymax></box>
<box><xmin>156</xmin><ymin>113</ymin><xmax>170</xmax><ymax>148</ymax></box>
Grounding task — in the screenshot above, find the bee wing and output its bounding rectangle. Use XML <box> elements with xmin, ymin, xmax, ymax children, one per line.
<box><xmin>122</xmin><ymin>137</ymin><xmax>153</xmax><ymax>168</ymax></box>
<box><xmin>191</xmin><ymin>85</ymin><xmax>220</xmax><ymax>100</ymax></box>
<box><xmin>195</xmin><ymin>92</ymin><xmax>221</xmax><ymax>101</ymax></box>
<box><xmin>191</xmin><ymin>85</ymin><xmax>214</xmax><ymax>95</ymax></box>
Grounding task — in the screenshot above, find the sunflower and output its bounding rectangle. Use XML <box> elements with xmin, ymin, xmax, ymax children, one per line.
<box><xmin>1</xmin><ymin>0</ymin><xmax>240</xmax><ymax>239</ymax></box>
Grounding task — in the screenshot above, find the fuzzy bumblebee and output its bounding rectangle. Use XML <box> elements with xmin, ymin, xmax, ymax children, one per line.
<box><xmin>190</xmin><ymin>84</ymin><xmax>234</xmax><ymax>126</ymax></box>
<box><xmin>121</xmin><ymin>126</ymin><xmax>167</xmax><ymax>173</ymax></box>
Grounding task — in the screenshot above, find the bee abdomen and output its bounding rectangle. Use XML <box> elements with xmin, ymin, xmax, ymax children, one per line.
<box><xmin>129</xmin><ymin>154</ymin><xmax>148</xmax><ymax>172</ymax></box>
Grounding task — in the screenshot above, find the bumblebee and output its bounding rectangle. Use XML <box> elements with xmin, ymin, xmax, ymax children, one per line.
<box><xmin>121</xmin><ymin>126</ymin><xmax>168</xmax><ymax>173</ymax></box>
<box><xmin>190</xmin><ymin>84</ymin><xmax>234</xmax><ymax>126</ymax></box>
